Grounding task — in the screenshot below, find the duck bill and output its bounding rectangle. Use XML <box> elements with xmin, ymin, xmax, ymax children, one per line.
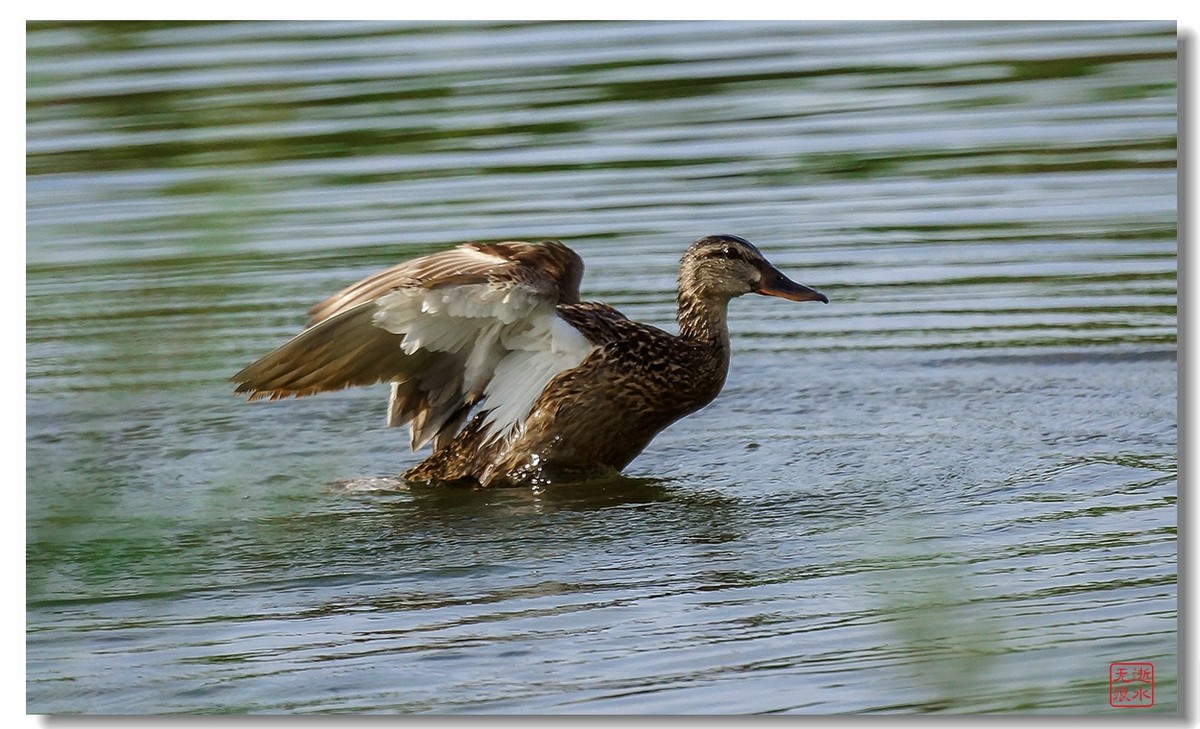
<box><xmin>754</xmin><ymin>269</ymin><xmax>829</xmax><ymax>303</ymax></box>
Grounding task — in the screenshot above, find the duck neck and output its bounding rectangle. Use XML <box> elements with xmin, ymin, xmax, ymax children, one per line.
<box><xmin>677</xmin><ymin>288</ymin><xmax>732</xmax><ymax>345</ymax></box>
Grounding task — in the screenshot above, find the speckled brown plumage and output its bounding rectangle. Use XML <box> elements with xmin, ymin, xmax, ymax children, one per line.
<box><xmin>405</xmin><ymin>303</ymin><xmax>730</xmax><ymax>486</ymax></box>
<box><xmin>233</xmin><ymin>235</ymin><xmax>827</xmax><ymax>487</ymax></box>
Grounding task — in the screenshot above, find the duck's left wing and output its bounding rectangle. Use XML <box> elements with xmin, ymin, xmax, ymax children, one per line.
<box><xmin>232</xmin><ymin>241</ymin><xmax>593</xmax><ymax>450</ymax></box>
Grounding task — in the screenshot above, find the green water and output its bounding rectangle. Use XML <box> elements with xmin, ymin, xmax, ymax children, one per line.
<box><xmin>27</xmin><ymin>20</ymin><xmax>1176</xmax><ymax>714</ymax></box>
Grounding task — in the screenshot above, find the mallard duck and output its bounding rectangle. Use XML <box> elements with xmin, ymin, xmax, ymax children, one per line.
<box><xmin>232</xmin><ymin>235</ymin><xmax>827</xmax><ymax>487</ymax></box>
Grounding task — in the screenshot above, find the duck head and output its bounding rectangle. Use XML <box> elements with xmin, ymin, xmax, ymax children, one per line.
<box><xmin>680</xmin><ymin>234</ymin><xmax>828</xmax><ymax>304</ymax></box>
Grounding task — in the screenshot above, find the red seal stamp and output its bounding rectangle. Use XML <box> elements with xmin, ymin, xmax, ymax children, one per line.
<box><xmin>1109</xmin><ymin>662</ymin><xmax>1154</xmax><ymax>708</ymax></box>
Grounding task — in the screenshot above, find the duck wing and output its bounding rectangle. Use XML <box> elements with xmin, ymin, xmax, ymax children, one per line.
<box><xmin>232</xmin><ymin>241</ymin><xmax>594</xmax><ymax>450</ymax></box>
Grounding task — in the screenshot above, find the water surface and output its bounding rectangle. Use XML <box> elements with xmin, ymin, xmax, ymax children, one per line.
<box><xmin>26</xmin><ymin>20</ymin><xmax>1176</xmax><ymax>714</ymax></box>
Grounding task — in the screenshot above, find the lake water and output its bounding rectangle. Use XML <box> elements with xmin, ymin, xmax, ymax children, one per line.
<box><xmin>26</xmin><ymin>21</ymin><xmax>1177</xmax><ymax>714</ymax></box>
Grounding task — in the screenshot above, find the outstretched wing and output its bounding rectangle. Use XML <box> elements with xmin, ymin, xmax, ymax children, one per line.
<box><xmin>232</xmin><ymin>241</ymin><xmax>594</xmax><ymax>450</ymax></box>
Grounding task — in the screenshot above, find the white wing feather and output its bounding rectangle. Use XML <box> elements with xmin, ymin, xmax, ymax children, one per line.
<box><xmin>481</xmin><ymin>315</ymin><xmax>593</xmax><ymax>442</ymax></box>
<box><xmin>373</xmin><ymin>284</ymin><xmax>594</xmax><ymax>446</ymax></box>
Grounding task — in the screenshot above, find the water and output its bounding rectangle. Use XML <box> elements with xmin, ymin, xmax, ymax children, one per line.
<box><xmin>26</xmin><ymin>21</ymin><xmax>1177</xmax><ymax>714</ymax></box>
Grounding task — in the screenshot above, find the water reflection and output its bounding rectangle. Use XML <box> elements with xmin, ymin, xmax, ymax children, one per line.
<box><xmin>335</xmin><ymin>473</ymin><xmax>680</xmax><ymax>508</ymax></box>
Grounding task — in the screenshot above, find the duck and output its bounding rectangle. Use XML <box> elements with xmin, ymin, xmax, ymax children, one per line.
<box><xmin>232</xmin><ymin>235</ymin><xmax>827</xmax><ymax>487</ymax></box>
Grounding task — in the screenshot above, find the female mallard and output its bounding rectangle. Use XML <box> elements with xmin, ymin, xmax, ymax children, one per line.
<box><xmin>233</xmin><ymin>235</ymin><xmax>827</xmax><ymax>487</ymax></box>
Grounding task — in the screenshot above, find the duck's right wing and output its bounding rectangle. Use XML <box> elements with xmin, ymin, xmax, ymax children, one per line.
<box><xmin>232</xmin><ymin>241</ymin><xmax>594</xmax><ymax>451</ymax></box>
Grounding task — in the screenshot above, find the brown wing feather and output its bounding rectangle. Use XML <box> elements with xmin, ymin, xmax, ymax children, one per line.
<box><xmin>306</xmin><ymin>240</ymin><xmax>583</xmax><ymax>325</ymax></box>
<box><xmin>232</xmin><ymin>301</ymin><xmax>409</xmax><ymax>400</ymax></box>
<box><xmin>554</xmin><ymin>301</ymin><xmax>635</xmax><ymax>345</ymax></box>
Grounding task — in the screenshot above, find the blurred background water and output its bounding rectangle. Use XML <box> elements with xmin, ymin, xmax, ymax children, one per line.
<box><xmin>26</xmin><ymin>21</ymin><xmax>1176</xmax><ymax>714</ymax></box>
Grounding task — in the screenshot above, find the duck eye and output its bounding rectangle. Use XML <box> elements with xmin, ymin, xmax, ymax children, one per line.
<box><xmin>717</xmin><ymin>247</ymin><xmax>739</xmax><ymax>261</ymax></box>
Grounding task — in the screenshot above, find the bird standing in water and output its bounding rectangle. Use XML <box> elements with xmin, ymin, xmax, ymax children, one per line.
<box><xmin>233</xmin><ymin>235</ymin><xmax>827</xmax><ymax>487</ymax></box>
